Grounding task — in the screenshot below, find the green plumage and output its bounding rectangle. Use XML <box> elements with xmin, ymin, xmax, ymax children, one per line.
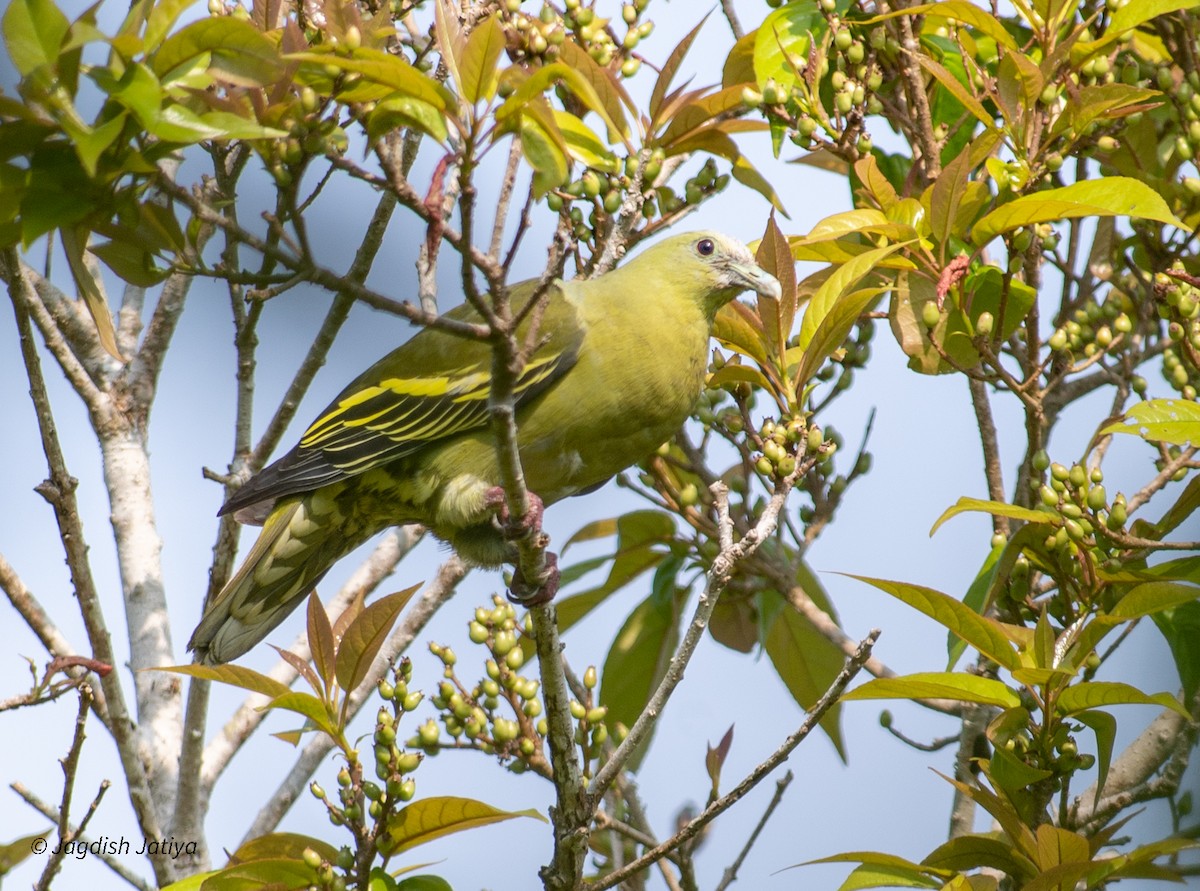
<box><xmin>190</xmin><ymin>231</ymin><xmax>781</xmax><ymax>663</ymax></box>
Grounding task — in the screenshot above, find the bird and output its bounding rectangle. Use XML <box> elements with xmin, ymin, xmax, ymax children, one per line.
<box><xmin>188</xmin><ymin>231</ymin><xmax>782</xmax><ymax>664</ymax></box>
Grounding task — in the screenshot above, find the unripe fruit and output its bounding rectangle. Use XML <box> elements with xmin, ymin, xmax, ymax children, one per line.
<box><xmin>921</xmin><ymin>301</ymin><xmax>941</xmax><ymax>328</ymax></box>
<box><xmin>976</xmin><ymin>311</ymin><xmax>994</xmax><ymax>336</ymax></box>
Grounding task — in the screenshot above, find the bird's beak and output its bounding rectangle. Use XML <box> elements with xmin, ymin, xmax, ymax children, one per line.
<box><xmin>728</xmin><ymin>259</ymin><xmax>783</xmax><ymax>301</ymax></box>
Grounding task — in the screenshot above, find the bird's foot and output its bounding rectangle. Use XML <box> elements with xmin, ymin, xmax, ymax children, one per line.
<box><xmin>484</xmin><ymin>488</ymin><xmax>558</xmax><ymax>606</ymax></box>
<box><xmin>484</xmin><ymin>487</ymin><xmax>546</xmax><ymax>541</ymax></box>
<box><xmin>508</xmin><ymin>551</ymin><xmax>560</xmax><ymax>606</ymax></box>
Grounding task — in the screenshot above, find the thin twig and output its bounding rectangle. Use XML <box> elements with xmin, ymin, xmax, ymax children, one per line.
<box><xmin>713</xmin><ymin>771</ymin><xmax>794</xmax><ymax>891</ymax></box>
<box><xmin>35</xmin><ymin>686</ymin><xmax>94</xmax><ymax>891</ymax></box>
<box><xmin>12</xmin><ymin>780</ymin><xmax>152</xmax><ymax>891</ymax></box>
<box><xmin>590</xmin><ymin>469</ymin><xmax>806</xmax><ymax>804</ymax></box>
<box><xmin>588</xmin><ymin>631</ymin><xmax>881</xmax><ymax>890</ymax></box>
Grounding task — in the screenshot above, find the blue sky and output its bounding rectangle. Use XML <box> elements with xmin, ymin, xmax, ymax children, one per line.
<box><xmin>0</xmin><ymin>1</ymin><xmax>1191</xmax><ymax>888</ymax></box>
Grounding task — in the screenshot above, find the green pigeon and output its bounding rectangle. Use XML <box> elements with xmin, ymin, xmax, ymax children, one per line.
<box><xmin>189</xmin><ymin>231</ymin><xmax>781</xmax><ymax>663</ymax></box>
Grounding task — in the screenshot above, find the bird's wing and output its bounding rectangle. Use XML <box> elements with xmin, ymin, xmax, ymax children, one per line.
<box><xmin>221</xmin><ymin>283</ymin><xmax>582</xmax><ymax>519</ymax></box>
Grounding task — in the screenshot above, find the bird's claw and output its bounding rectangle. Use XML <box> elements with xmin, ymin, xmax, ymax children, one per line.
<box><xmin>508</xmin><ymin>551</ymin><xmax>560</xmax><ymax>606</ymax></box>
<box><xmin>484</xmin><ymin>488</ymin><xmax>558</xmax><ymax>605</ymax></box>
<box><xmin>485</xmin><ymin>487</ymin><xmax>546</xmax><ymax>541</ymax></box>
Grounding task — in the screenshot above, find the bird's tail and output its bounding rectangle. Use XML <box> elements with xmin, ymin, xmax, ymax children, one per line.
<box><xmin>189</xmin><ymin>493</ymin><xmax>372</xmax><ymax>664</ymax></box>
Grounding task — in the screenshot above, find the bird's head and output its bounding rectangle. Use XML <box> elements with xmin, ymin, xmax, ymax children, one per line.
<box><xmin>638</xmin><ymin>231</ymin><xmax>783</xmax><ymax>319</ymax></box>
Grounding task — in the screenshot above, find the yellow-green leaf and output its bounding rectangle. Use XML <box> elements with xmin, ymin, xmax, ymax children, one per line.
<box><xmin>797</xmin><ymin>242</ymin><xmax>905</xmax><ymax>352</ymax></box>
<box><xmin>931</xmin><ymin>497</ymin><xmax>1054</xmax><ymax>536</ymax></box>
<box><xmin>3</xmin><ymin>0</ymin><xmax>68</xmax><ymax>76</ymax></box>
<box><xmin>842</xmin><ymin>672</ymin><xmax>1021</xmax><ymax>707</ymax></box>
<box><xmin>973</xmin><ymin>177</ymin><xmax>1189</xmax><ymax>246</ymax></box>
<box><xmin>848</xmin><ymin>574</ymin><xmax>1022</xmax><ymax>670</ymax></box>
<box><xmin>552</xmin><ymin>110</ymin><xmax>618</xmax><ymax>173</ymax></box>
<box><xmin>1101</xmin><ymin>398</ymin><xmax>1200</xmax><ymax>445</ymax></box>
<box><xmin>156</xmin><ymin>662</ymin><xmax>291</xmax><ymax>699</ymax></box>
<box><xmin>60</xmin><ymin>227</ymin><xmax>121</xmax><ymax>359</ymax></box>
<box><xmin>1055</xmin><ymin>681</ymin><xmax>1188</xmax><ymax>717</ymax></box>
<box><xmin>458</xmin><ymin>15</ymin><xmax>504</xmax><ymax>104</ymax></box>
<box><xmin>287</xmin><ymin>48</ymin><xmax>454</xmax><ymax>110</ymax></box>
<box><xmin>379</xmin><ymin>797</ymin><xmax>546</xmax><ymax>856</ymax></box>
<box><xmin>154</xmin><ymin>17</ymin><xmax>282</xmax><ymax>87</ymax></box>
<box><xmin>1075</xmin><ymin>0</ymin><xmax>1200</xmax><ymax>57</ymax></box>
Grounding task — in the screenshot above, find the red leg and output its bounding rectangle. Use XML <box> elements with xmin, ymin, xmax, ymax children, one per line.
<box><xmin>508</xmin><ymin>551</ymin><xmax>560</xmax><ymax>606</ymax></box>
<box><xmin>485</xmin><ymin>488</ymin><xmax>559</xmax><ymax>605</ymax></box>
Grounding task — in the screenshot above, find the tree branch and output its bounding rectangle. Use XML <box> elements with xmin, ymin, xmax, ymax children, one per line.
<box><xmin>588</xmin><ymin>631</ymin><xmax>880</xmax><ymax>890</ymax></box>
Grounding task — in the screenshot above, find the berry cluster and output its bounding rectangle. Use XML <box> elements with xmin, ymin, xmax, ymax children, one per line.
<box><xmin>303</xmin><ymin>659</ymin><xmax>425</xmax><ymax>890</ymax></box>
<box><xmin>417</xmin><ymin>596</ymin><xmax>616</xmax><ymax>775</ymax></box>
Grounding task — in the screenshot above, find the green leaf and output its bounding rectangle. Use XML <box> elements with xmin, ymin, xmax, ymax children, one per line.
<box><xmin>0</xmin><ymin>829</ymin><xmax>52</xmax><ymax>875</ymax></box>
<box><xmin>988</xmin><ymin>744</ymin><xmax>1054</xmax><ymax>793</ymax></box>
<box><xmin>556</xmin><ymin>40</ymin><xmax>633</xmax><ymax>144</ymax></box>
<box><xmin>714</xmin><ymin>299</ymin><xmax>771</xmax><ymax>367</ymax></box>
<box><xmin>600</xmin><ymin>558</ymin><xmax>685</xmax><ymax>732</ymax></box>
<box><xmin>1101</xmin><ymin>398</ymin><xmax>1200</xmax><ymax>445</ymax></box>
<box><xmin>1149</xmin><ymin>473</ymin><xmax>1200</xmax><ymax>538</ymax></box>
<box><xmin>1111</xmin><ymin>580</ymin><xmax>1200</xmax><ymax>620</ymax></box>
<box><xmin>1055</xmin><ymin>681</ymin><xmax>1188</xmax><ymax>717</ymax></box>
<box><xmin>1153</xmin><ymin>601</ymin><xmax>1200</xmax><ymax>702</ymax></box>
<box><xmin>723</xmin><ymin>29</ymin><xmax>756</xmax><ymax>88</ymax></box>
<box><xmin>863</xmin><ymin>2</ymin><xmax>1016</xmax><ymax>50</ymax></box>
<box><xmin>552</xmin><ymin>110</ymin><xmax>618</xmax><ymax>173</ymax></box>
<box><xmin>839</xmin><ymin>863</ymin><xmax>942</xmax><ymax>890</ymax></box>
<box><xmin>519</xmin><ymin>113</ymin><xmax>568</xmax><ymax>199</ymax></box>
<box><xmin>143</xmin><ymin>0</ymin><xmax>196</xmax><ymax>51</ymax></box>
<box><xmin>731</xmin><ymin>148</ymin><xmax>789</xmax><ymax>216</ymax></box>
<box><xmin>263</xmin><ymin>690</ymin><xmax>339</xmax><ymax>738</ymax></box>
<box><xmin>658</xmin><ymin>86</ymin><xmax>746</xmax><ymax>150</ymax></box>
<box><xmin>755</xmin><ymin>214</ymin><xmax>796</xmax><ymax>362</ymax></box>
<box><xmin>89</xmin><ymin>236</ymin><xmax>168</xmax><ymax>287</ymax></box>
<box><xmin>931</xmin><ymin>497</ymin><xmax>1054</xmax><ymax>536</ymax></box>
<box><xmin>395</xmin><ymin>876</ymin><xmax>454</xmax><ymax>891</ymax></box>
<box><xmin>1075</xmin><ymin>709</ymin><xmax>1116</xmax><ymax>802</ymax></box>
<box><xmin>288</xmin><ymin>48</ymin><xmax>454</xmax><ymax>110</ymax></box>
<box><xmin>797</xmin><ymin>243</ymin><xmax>906</xmax><ymax>353</ymax></box>
<box><xmin>948</xmin><ymin>541</ymin><xmax>1003</xmax><ymax>670</ymax></box>
<box><xmin>458</xmin><ymin>15</ymin><xmax>504</xmax><ymax>104</ymax></box>
<box><xmin>197</xmin><ymin>857</ymin><xmax>318</xmax><ymax>889</ymax></box>
<box><xmin>379</xmin><ymin>797</ymin><xmax>545</xmax><ymax>856</ymax></box>
<box><xmin>842</xmin><ymin>672</ymin><xmax>1021</xmax><ymax>708</ymax></box>
<box><xmin>369</xmin><ymin>96</ymin><xmax>448</xmax><ymax>144</ymax></box>
<box><xmin>848</xmin><ymin>575</ymin><xmax>1022</xmax><ymax>670</ymax></box>
<box><xmin>3</xmin><ymin>0</ymin><xmax>69</xmax><ymax>76</ymax></box>
<box><xmin>155</xmin><ymin>16</ymin><xmax>282</xmax><ymax>87</ymax></box>
<box><xmin>60</xmin><ymin>227</ymin><xmax>122</xmax><ymax>359</ymax></box>
<box><xmin>914</xmin><ymin>53</ymin><xmax>995</xmax><ymax>130</ymax></box>
<box><xmin>794</xmin><ymin>285</ymin><xmax>891</xmax><ymax>389</ymax></box>
<box><xmin>1075</xmin><ymin>0</ymin><xmax>1200</xmax><ymax>57</ymax></box>
<box><xmin>334</xmin><ymin>583</ymin><xmax>421</xmax><ymax>694</ymax></box>
<box><xmin>805</xmin><ymin>850</ymin><xmax>948</xmax><ymax>888</ymax></box>
<box><xmin>156</xmin><ymin>662</ymin><xmax>291</xmax><ymax>699</ymax></box>
<box><xmin>972</xmin><ymin>177</ymin><xmax>1189</xmax><ymax>246</ymax></box>
<box><xmin>930</xmin><ymin>146</ymin><xmax>974</xmax><ymax>248</ymax></box>
<box><xmin>433</xmin><ymin>0</ymin><xmax>463</xmax><ymax>100</ymax></box>
<box><xmin>754</xmin><ymin>2</ymin><xmax>831</xmax><ymax>92</ymax></box>
<box><xmin>764</xmin><ymin>596</ymin><xmax>847</xmax><ymax>759</ymax></box>
<box><xmin>922</xmin><ymin>834</ymin><xmax>1037</xmax><ymax>878</ymax></box>
<box><xmin>231</xmin><ymin>833</ymin><xmax>339</xmax><ymax>865</ymax></box>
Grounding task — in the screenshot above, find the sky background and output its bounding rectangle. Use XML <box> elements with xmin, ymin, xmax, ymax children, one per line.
<box><xmin>0</xmin><ymin>1</ymin><xmax>1194</xmax><ymax>889</ymax></box>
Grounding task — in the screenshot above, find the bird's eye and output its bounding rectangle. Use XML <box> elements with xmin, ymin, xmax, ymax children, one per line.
<box><xmin>696</xmin><ymin>238</ymin><xmax>715</xmax><ymax>256</ymax></box>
